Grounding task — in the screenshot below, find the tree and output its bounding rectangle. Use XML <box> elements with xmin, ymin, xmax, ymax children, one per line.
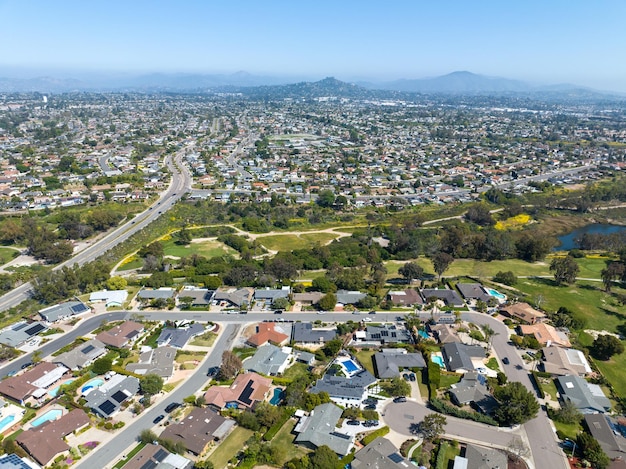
<box><xmin>431</xmin><ymin>252</ymin><xmax>454</xmax><ymax>280</ymax></box>
<box><xmin>316</xmin><ymin>190</ymin><xmax>336</xmax><ymax>208</ymax></box>
<box><xmin>107</xmin><ymin>276</ymin><xmax>128</xmax><ymax>290</ymax></box>
<box><xmin>272</xmin><ymin>297</ymin><xmax>290</xmax><ymax>310</ymax></box>
<box><xmin>601</xmin><ymin>262</ymin><xmax>624</xmax><ymax>292</ymax></box>
<box><xmin>494</xmin><ymin>381</ymin><xmax>540</xmax><ymax>425</ymax></box>
<box><xmin>322</xmin><ymin>338</ymin><xmax>343</xmax><ymax>358</ymax></box>
<box><xmin>193</xmin><ymin>460</ymin><xmax>215</xmax><ymax>469</ymax></box>
<box><xmin>382</xmin><ymin>377</ymin><xmax>411</xmax><ymax>397</ymax></box>
<box><xmin>419</xmin><ymin>413</ymin><xmax>447</xmax><ymax>441</ymax></box>
<box><xmin>550</xmin><ymin>255</ymin><xmax>579</xmax><ymax>285</ymax></box>
<box><xmin>318</xmin><ymin>292</ymin><xmax>337</xmax><ymax>311</ymax></box>
<box><xmin>217</xmin><ymin>350</ymin><xmax>242</xmax><ymax>380</ymax></box>
<box><xmin>311</xmin><ymin>276</ymin><xmax>337</xmax><ymax>293</ymax></box>
<box><xmin>493</xmin><ymin>270</ymin><xmax>517</xmax><ymax>286</ymax></box>
<box><xmin>398</xmin><ymin>262</ymin><xmax>424</xmax><ymax>283</ymax></box>
<box><xmin>577</xmin><ymin>432</ymin><xmax>610</xmax><ymax>469</ymax></box>
<box><xmin>140</xmin><ymin>374</ymin><xmax>164</xmax><ymax>396</ymax></box>
<box><xmin>593</xmin><ymin>334</ymin><xmax>625</xmax><ymax>360</ymax></box>
<box><xmin>139</xmin><ymin>429</ymin><xmax>157</xmax><ymax>444</ymax></box>
<box><xmin>92</xmin><ymin>357</ymin><xmax>112</xmax><ymax>375</ymax></box>
<box><xmin>552</xmin><ymin>399</ymin><xmax>582</xmax><ymax>425</ymax></box>
<box><xmin>309</xmin><ymin>445</ymin><xmax>340</xmax><ymax>469</ymax></box>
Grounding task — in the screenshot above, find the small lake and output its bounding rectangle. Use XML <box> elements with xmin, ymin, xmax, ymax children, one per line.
<box><xmin>555</xmin><ymin>224</ymin><xmax>626</xmax><ymax>251</ymax></box>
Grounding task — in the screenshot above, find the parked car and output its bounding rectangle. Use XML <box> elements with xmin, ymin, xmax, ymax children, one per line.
<box><xmin>363</xmin><ymin>420</ymin><xmax>378</xmax><ymax>427</ymax></box>
<box><xmin>402</xmin><ymin>373</ymin><xmax>410</xmax><ymax>381</ymax></box>
<box><xmin>393</xmin><ymin>396</ymin><xmax>407</xmax><ymax>403</ymax></box>
<box><xmin>274</xmin><ymin>310</ymin><xmax>283</xmax><ymax>314</ymax></box>
<box><xmin>347</xmin><ymin>420</ymin><xmax>360</xmax><ymax>426</ymax></box>
<box><xmin>21</xmin><ymin>362</ymin><xmax>32</xmax><ymax>369</ymax></box>
<box><xmin>153</xmin><ymin>415</ymin><xmax>165</xmax><ymax>424</ymax></box>
<box><xmin>502</xmin><ymin>357</ymin><xmax>510</xmax><ymax>365</ymax></box>
<box><xmin>409</xmin><ymin>373</ymin><xmax>416</xmax><ymax>382</ymax></box>
<box><xmin>207</xmin><ymin>366</ymin><xmax>219</xmax><ymax>377</ymax></box>
<box><xmin>165</xmin><ymin>402</ymin><xmax>181</xmax><ymax>413</ymax></box>
<box><xmin>364</xmin><ymin>404</ymin><xmax>377</xmax><ymax>410</ymax></box>
<box><xmin>369</xmin><ymin>310</ymin><xmax>377</xmax><ymax>315</ymax></box>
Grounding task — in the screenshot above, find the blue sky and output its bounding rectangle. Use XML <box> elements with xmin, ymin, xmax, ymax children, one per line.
<box><xmin>1</xmin><ymin>0</ymin><xmax>625</xmax><ymax>91</ymax></box>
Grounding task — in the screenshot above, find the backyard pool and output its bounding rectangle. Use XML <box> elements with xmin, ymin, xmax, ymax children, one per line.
<box><xmin>49</xmin><ymin>379</ymin><xmax>75</xmax><ymax>397</ymax></box>
<box><xmin>81</xmin><ymin>378</ymin><xmax>104</xmax><ymax>394</ymax></box>
<box><xmin>31</xmin><ymin>409</ymin><xmax>63</xmax><ymax>427</ymax></box>
<box><xmin>269</xmin><ymin>388</ymin><xmax>284</xmax><ymax>406</ymax></box>
<box><xmin>341</xmin><ymin>359</ymin><xmax>359</xmax><ymax>373</ymax></box>
<box><xmin>431</xmin><ymin>355</ymin><xmax>445</xmax><ymax>368</ymax></box>
<box><xmin>486</xmin><ymin>288</ymin><xmax>506</xmax><ymax>300</ymax></box>
<box><xmin>418</xmin><ymin>330</ymin><xmax>429</xmax><ymax>340</ymax></box>
<box><xmin>0</xmin><ymin>414</ymin><xmax>15</xmax><ymax>433</ymax></box>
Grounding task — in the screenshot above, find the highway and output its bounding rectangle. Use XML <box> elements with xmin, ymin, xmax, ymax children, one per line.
<box><xmin>0</xmin><ymin>149</ymin><xmax>193</xmax><ymax>313</ymax></box>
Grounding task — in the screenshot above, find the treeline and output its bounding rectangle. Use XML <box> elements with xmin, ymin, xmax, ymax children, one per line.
<box><xmin>31</xmin><ymin>261</ymin><xmax>111</xmax><ymax>304</ymax></box>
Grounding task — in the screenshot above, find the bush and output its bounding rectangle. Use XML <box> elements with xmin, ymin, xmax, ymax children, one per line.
<box><xmin>361</xmin><ymin>426</ymin><xmax>390</xmax><ymax>446</ymax></box>
<box><xmin>263</xmin><ymin>408</ymin><xmax>294</xmax><ymax>441</ymax></box>
<box><xmin>429</xmin><ymin>397</ymin><xmax>498</xmax><ymax>426</ymax></box>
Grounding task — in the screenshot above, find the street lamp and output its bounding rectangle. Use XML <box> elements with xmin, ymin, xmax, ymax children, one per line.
<box><xmin>565</xmin><ymin>438</ymin><xmax>577</xmax><ymax>459</ymax></box>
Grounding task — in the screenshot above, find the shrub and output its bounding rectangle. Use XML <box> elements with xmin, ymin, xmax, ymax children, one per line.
<box><xmin>361</xmin><ymin>426</ymin><xmax>390</xmax><ymax>446</ymax></box>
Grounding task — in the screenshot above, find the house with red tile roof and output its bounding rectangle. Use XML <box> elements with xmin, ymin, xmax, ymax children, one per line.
<box><xmin>247</xmin><ymin>323</ymin><xmax>289</xmax><ymax>347</ymax></box>
<box><xmin>203</xmin><ymin>372</ymin><xmax>271</xmax><ymax>411</ymax></box>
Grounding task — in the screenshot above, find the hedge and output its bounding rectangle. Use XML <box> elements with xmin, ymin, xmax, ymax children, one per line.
<box><xmin>530</xmin><ymin>372</ymin><xmax>545</xmax><ymax>399</ymax></box>
<box><xmin>429</xmin><ymin>398</ymin><xmax>498</xmax><ymax>426</ymax></box>
<box><xmin>435</xmin><ymin>441</ymin><xmax>451</xmax><ymax>469</ymax></box>
<box><xmin>361</xmin><ymin>426</ymin><xmax>390</xmax><ymax>446</ymax></box>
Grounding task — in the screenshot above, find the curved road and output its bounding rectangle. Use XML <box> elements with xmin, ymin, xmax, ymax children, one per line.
<box><xmin>0</xmin><ymin>150</ymin><xmax>193</xmax><ymax>313</ymax></box>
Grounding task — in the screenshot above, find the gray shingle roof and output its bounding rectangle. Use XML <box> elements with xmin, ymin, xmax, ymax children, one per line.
<box><xmin>85</xmin><ymin>375</ymin><xmax>139</xmax><ymax>418</ymax></box>
<box><xmin>352</xmin><ymin>437</ymin><xmax>409</xmax><ymax>469</ymax></box>
<box><xmin>373</xmin><ymin>351</ymin><xmax>426</xmax><ymax>378</ymax></box>
<box><xmin>421</xmin><ymin>288</ymin><xmax>464</xmax><ymax>307</ymax></box>
<box><xmin>53</xmin><ymin>339</ymin><xmax>106</xmax><ymax>370</ymax></box>
<box><xmin>137</xmin><ymin>288</ymin><xmax>175</xmax><ymax>300</ymax></box>
<box><xmin>295</xmin><ymin>403</ymin><xmax>353</xmax><ymax>455</ymax></box>
<box><xmin>335</xmin><ymin>290</ymin><xmax>367</xmax><ymax>305</ymax></box>
<box><xmin>126</xmin><ymin>346</ymin><xmax>176</xmax><ymax>378</ymax></box>
<box><xmin>584</xmin><ymin>414</ymin><xmax>626</xmax><ymax>459</ymax></box>
<box><xmin>456</xmin><ymin>283</ymin><xmax>491</xmax><ymax>302</ymax></box>
<box><xmin>441</xmin><ymin>342</ymin><xmax>485</xmax><ymax>372</ymax></box>
<box><xmin>243</xmin><ymin>344</ymin><xmax>290</xmax><ymax>376</ymax></box>
<box><xmin>39</xmin><ymin>301</ymin><xmax>90</xmax><ymax>322</ymax></box>
<box><xmin>310</xmin><ymin>369</ymin><xmax>376</xmax><ymax>400</ymax></box>
<box><xmin>292</xmin><ymin>322</ymin><xmax>336</xmax><ymax>343</ymax></box>
<box><xmin>556</xmin><ymin>375</ymin><xmax>611</xmax><ymax>413</ymax></box>
<box><xmin>366</xmin><ymin>325</ymin><xmax>412</xmax><ymax>344</ymax></box>
<box><xmin>157</xmin><ymin>323</ymin><xmax>205</xmax><ymax>348</ymax></box>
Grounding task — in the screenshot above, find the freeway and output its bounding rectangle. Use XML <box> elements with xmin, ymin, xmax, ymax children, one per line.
<box><xmin>75</xmin><ymin>323</ymin><xmax>241</xmax><ymax>469</ymax></box>
<box><xmin>0</xmin><ymin>149</ymin><xmax>193</xmax><ymax>313</ymax></box>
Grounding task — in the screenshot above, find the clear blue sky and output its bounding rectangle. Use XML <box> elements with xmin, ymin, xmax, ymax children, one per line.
<box><xmin>1</xmin><ymin>0</ymin><xmax>625</xmax><ymax>91</ymax></box>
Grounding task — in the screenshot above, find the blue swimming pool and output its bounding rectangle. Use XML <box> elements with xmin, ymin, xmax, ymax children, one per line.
<box><xmin>342</xmin><ymin>359</ymin><xmax>359</xmax><ymax>373</ymax></box>
<box><xmin>81</xmin><ymin>378</ymin><xmax>104</xmax><ymax>394</ymax></box>
<box><xmin>0</xmin><ymin>414</ymin><xmax>15</xmax><ymax>433</ymax></box>
<box><xmin>49</xmin><ymin>379</ymin><xmax>75</xmax><ymax>397</ymax></box>
<box><xmin>431</xmin><ymin>355</ymin><xmax>445</xmax><ymax>368</ymax></box>
<box><xmin>418</xmin><ymin>330</ymin><xmax>429</xmax><ymax>340</ymax></box>
<box><xmin>31</xmin><ymin>409</ymin><xmax>63</xmax><ymax>427</ymax></box>
<box><xmin>269</xmin><ymin>388</ymin><xmax>284</xmax><ymax>406</ymax></box>
<box><xmin>486</xmin><ymin>288</ymin><xmax>506</xmax><ymax>300</ymax></box>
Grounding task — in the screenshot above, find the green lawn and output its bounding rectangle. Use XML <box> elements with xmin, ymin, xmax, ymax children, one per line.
<box><xmin>257</xmin><ymin>232</ymin><xmax>340</xmax><ymax>252</ymax></box>
<box><xmin>208</xmin><ymin>427</ymin><xmax>254</xmax><ymax>469</ymax></box>
<box><xmin>162</xmin><ymin>237</ymin><xmax>237</xmax><ymax>259</ymax></box>
<box><xmin>538</xmin><ymin>377</ymin><xmax>558</xmax><ymax>401</ymax></box>
<box><xmin>174</xmin><ymin>351</ymin><xmax>206</xmax><ymax>364</ymax></box>
<box><xmin>439</xmin><ymin>372</ymin><xmax>462</xmax><ymax>389</ymax></box>
<box><xmin>594</xmin><ymin>354</ymin><xmax>626</xmax><ymax>400</ymax></box>
<box><xmin>281</xmin><ymin>362</ymin><xmax>310</xmax><ymax>382</ymax></box>
<box><xmin>0</xmin><ymin>247</ymin><xmax>19</xmax><ymax>266</ymax></box>
<box><xmin>117</xmin><ymin>255</ymin><xmax>143</xmax><ymax>271</ymax></box>
<box><xmin>113</xmin><ymin>443</ymin><xmax>146</xmax><ymax>469</ymax></box>
<box><xmin>355</xmin><ymin>349</ymin><xmax>377</xmax><ymax>376</ymax></box>
<box><xmin>553</xmin><ymin>420</ymin><xmax>582</xmax><ymax>441</ymax></box>
<box><xmin>485</xmin><ymin>357</ymin><xmax>500</xmax><ymax>371</ymax></box>
<box><xmin>299</xmin><ymin>232</ymin><xmax>340</xmax><ymax>244</ymax></box>
<box><xmin>436</xmin><ymin>441</ymin><xmax>461</xmax><ymax>469</ymax></box>
<box><xmin>190</xmin><ymin>331</ymin><xmax>217</xmax><ymax>347</ymax></box>
<box><xmin>269</xmin><ymin>419</ymin><xmax>310</xmax><ymax>464</ymax></box>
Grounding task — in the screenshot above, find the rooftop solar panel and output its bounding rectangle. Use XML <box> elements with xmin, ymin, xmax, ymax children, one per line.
<box><xmin>98</xmin><ymin>400</ymin><xmax>116</xmax><ymax>416</ymax></box>
<box><xmin>81</xmin><ymin>344</ymin><xmax>95</xmax><ymax>354</ymax></box>
<box><xmin>12</xmin><ymin>323</ymin><xmax>28</xmax><ymax>331</ymax></box>
<box><xmin>25</xmin><ymin>323</ymin><xmax>45</xmax><ymax>336</ymax></box>
<box><xmin>111</xmin><ymin>390</ymin><xmax>128</xmax><ymax>403</ymax></box>
<box><xmin>330</xmin><ymin>431</ymin><xmax>351</xmax><ymax>440</ymax></box>
<box><xmin>153</xmin><ymin>448</ymin><xmax>168</xmax><ymax>461</ymax></box>
<box><xmin>238</xmin><ymin>380</ymin><xmax>255</xmax><ymax>405</ymax></box>
<box><xmin>381</xmin><ymin>331</ymin><xmax>388</xmax><ymax>336</ymax></box>
<box><xmin>71</xmin><ymin>303</ymin><xmax>89</xmax><ymax>313</ymax></box>
<box><xmin>389</xmin><ymin>453</ymin><xmax>404</xmax><ymax>463</ymax></box>
<box><xmin>140</xmin><ymin>461</ymin><xmax>158</xmax><ymax>469</ymax></box>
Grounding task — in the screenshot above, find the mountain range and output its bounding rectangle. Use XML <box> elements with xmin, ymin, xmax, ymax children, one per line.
<box><xmin>0</xmin><ymin>70</ymin><xmax>620</xmax><ymax>98</ymax></box>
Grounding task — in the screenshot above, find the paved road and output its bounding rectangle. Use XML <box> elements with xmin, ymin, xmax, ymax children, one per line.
<box><xmin>0</xmin><ymin>150</ymin><xmax>192</xmax><ymax>313</ymax></box>
<box><xmin>75</xmin><ymin>323</ymin><xmax>241</xmax><ymax>469</ymax></box>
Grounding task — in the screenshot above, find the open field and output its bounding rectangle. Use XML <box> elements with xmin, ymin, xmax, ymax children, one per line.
<box><xmin>208</xmin><ymin>427</ymin><xmax>254</xmax><ymax>469</ymax></box>
<box><xmin>162</xmin><ymin>237</ymin><xmax>237</xmax><ymax>258</ymax></box>
<box><xmin>257</xmin><ymin>232</ymin><xmax>340</xmax><ymax>251</ymax></box>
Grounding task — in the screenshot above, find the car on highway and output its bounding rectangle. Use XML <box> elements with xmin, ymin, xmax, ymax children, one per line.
<box><xmin>153</xmin><ymin>414</ymin><xmax>165</xmax><ymax>424</ymax></box>
<box><xmin>352</xmin><ymin>311</ymin><xmax>361</xmax><ymax>314</ymax></box>
<box><xmin>502</xmin><ymin>357</ymin><xmax>510</xmax><ymax>365</ymax></box>
<box><xmin>317</xmin><ymin>311</ymin><xmax>326</xmax><ymax>315</ymax></box>
<box><xmin>165</xmin><ymin>402</ymin><xmax>181</xmax><ymax>413</ymax></box>
<box><xmin>393</xmin><ymin>396</ymin><xmax>407</xmax><ymax>403</ymax></box>
<box><xmin>369</xmin><ymin>310</ymin><xmax>376</xmax><ymax>314</ymax></box>
<box><xmin>274</xmin><ymin>310</ymin><xmax>283</xmax><ymax>314</ymax></box>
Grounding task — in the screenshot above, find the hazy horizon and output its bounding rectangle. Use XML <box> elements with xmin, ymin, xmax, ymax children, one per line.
<box><xmin>1</xmin><ymin>0</ymin><xmax>625</xmax><ymax>92</ymax></box>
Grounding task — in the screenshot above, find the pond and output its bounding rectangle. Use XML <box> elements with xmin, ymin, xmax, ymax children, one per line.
<box><xmin>555</xmin><ymin>224</ymin><xmax>626</xmax><ymax>251</ymax></box>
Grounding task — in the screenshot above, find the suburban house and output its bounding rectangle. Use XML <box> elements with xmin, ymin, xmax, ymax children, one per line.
<box><xmin>361</xmin><ymin>324</ymin><xmax>412</xmax><ymax>345</ymax></box>
<box><xmin>0</xmin><ymin>321</ymin><xmax>47</xmax><ymax>348</ymax></box>
<box><xmin>295</xmin><ymin>350</ymin><xmax>316</xmax><ymax>367</ymax></box>
<box><xmin>243</xmin><ymin>344</ymin><xmax>291</xmax><ymax>376</ymax></box>
<box><xmin>156</xmin><ymin>323</ymin><xmax>205</xmax><ymax>348</ymax></box>
<box><xmin>441</xmin><ymin>342</ymin><xmax>486</xmax><ymax>373</ymax></box>
<box><xmin>352</xmin><ymin>437</ymin><xmax>409</xmax><ymax>469</ymax></box>
<box><xmin>429</xmin><ymin>324</ymin><xmax>460</xmax><ymax>344</ymax></box>
<box><xmin>420</xmin><ymin>288</ymin><xmax>464</xmax><ymax>307</ymax></box>
<box><xmin>448</xmin><ymin>371</ymin><xmax>499</xmax><ymax>414</ymax></box>
<box><xmin>39</xmin><ymin>301</ymin><xmax>91</xmax><ymax>322</ymax></box>
<box><xmin>584</xmin><ymin>414</ymin><xmax>626</xmax><ymax>460</ymax></box>
<box><xmin>519</xmin><ymin>323</ymin><xmax>571</xmax><ymax>347</ymax></box>
<box><xmin>203</xmin><ymin>372</ymin><xmax>272</xmax><ymax>411</ymax></box>
<box><xmin>53</xmin><ymin>338</ymin><xmax>107</xmax><ymax>370</ymax></box>
<box><xmin>85</xmin><ymin>374</ymin><xmax>140</xmax><ymax>418</ymax></box>
<box><xmin>499</xmin><ymin>302</ymin><xmax>546</xmax><ymax>324</ymax></box>
<box><xmin>0</xmin><ymin>362</ymin><xmax>69</xmax><ymax>404</ymax></box>
<box><xmin>456</xmin><ymin>283</ymin><xmax>492</xmax><ymax>303</ymax></box>
<box><xmin>177</xmin><ymin>287</ymin><xmax>215</xmax><ymax>308</ymax></box>
<box><xmin>373</xmin><ymin>349</ymin><xmax>426</xmax><ymax>378</ymax></box>
<box><xmin>137</xmin><ymin>288</ymin><xmax>176</xmax><ymax>302</ymax></box>
<box><xmin>247</xmin><ymin>322</ymin><xmax>289</xmax><ymax>347</ymax></box>
<box><xmin>541</xmin><ymin>347</ymin><xmax>592</xmax><ymax>376</ymax></box>
<box><xmin>122</xmin><ymin>444</ymin><xmax>193</xmax><ymax>469</ymax></box>
<box><xmin>96</xmin><ymin>321</ymin><xmax>144</xmax><ymax>348</ymax></box>
<box><xmin>387</xmin><ymin>289</ymin><xmax>424</xmax><ymax>306</ymax></box>
<box><xmin>89</xmin><ymin>290</ymin><xmax>129</xmax><ymax>308</ymax></box>
<box><xmin>126</xmin><ymin>346</ymin><xmax>176</xmax><ymax>379</ymax></box>
<box><xmin>556</xmin><ymin>375</ymin><xmax>612</xmax><ymax>414</ymax></box>
<box><xmin>293</xmin><ymin>292</ymin><xmax>323</xmax><ymax>307</ymax></box>
<box><xmin>294</xmin><ymin>403</ymin><xmax>353</xmax><ymax>455</ymax></box>
<box><xmin>159</xmin><ymin>407</ymin><xmax>235</xmax><ymax>455</ymax></box>
<box><xmin>16</xmin><ymin>410</ymin><xmax>90</xmax><ymax>466</ymax></box>
<box><xmin>310</xmin><ymin>369</ymin><xmax>376</xmax><ymax>406</ymax></box>
<box><xmin>213</xmin><ymin>287</ymin><xmax>253</xmax><ymax>309</ymax></box>
<box><xmin>335</xmin><ymin>290</ymin><xmax>367</xmax><ymax>307</ymax></box>
<box><xmin>253</xmin><ymin>287</ymin><xmax>290</xmax><ymax>308</ymax></box>
<box><xmin>454</xmin><ymin>444</ymin><xmax>508</xmax><ymax>469</ymax></box>
<box><xmin>292</xmin><ymin>322</ymin><xmax>336</xmax><ymax>347</ymax></box>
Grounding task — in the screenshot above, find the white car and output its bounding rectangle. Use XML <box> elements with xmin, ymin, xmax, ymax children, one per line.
<box><xmin>317</xmin><ymin>311</ymin><xmax>326</xmax><ymax>315</ymax></box>
<box><xmin>363</xmin><ymin>317</ymin><xmax>373</xmax><ymax>322</ymax></box>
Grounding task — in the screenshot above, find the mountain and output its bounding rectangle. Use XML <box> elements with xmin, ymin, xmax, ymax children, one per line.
<box><xmin>0</xmin><ymin>75</ymin><xmax>87</xmax><ymax>92</ymax></box>
<box><xmin>375</xmin><ymin>71</ymin><xmax>531</xmax><ymax>93</ymax></box>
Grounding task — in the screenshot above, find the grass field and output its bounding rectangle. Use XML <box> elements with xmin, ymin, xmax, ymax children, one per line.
<box><xmin>281</xmin><ymin>362</ymin><xmax>310</xmax><ymax>382</ymax></box>
<box><xmin>257</xmin><ymin>232</ymin><xmax>340</xmax><ymax>252</ymax></box>
<box><xmin>355</xmin><ymin>349</ymin><xmax>377</xmax><ymax>376</ymax></box>
<box><xmin>439</xmin><ymin>372</ymin><xmax>462</xmax><ymax>389</ymax></box>
<box><xmin>189</xmin><ymin>331</ymin><xmax>217</xmax><ymax>347</ymax></box>
<box><xmin>208</xmin><ymin>427</ymin><xmax>254</xmax><ymax>469</ymax></box>
<box><xmin>174</xmin><ymin>351</ymin><xmax>206</xmax><ymax>364</ymax></box>
<box><xmin>162</xmin><ymin>237</ymin><xmax>237</xmax><ymax>259</ymax></box>
<box><xmin>269</xmin><ymin>419</ymin><xmax>310</xmax><ymax>464</ymax></box>
<box><xmin>0</xmin><ymin>247</ymin><xmax>19</xmax><ymax>266</ymax></box>
<box><xmin>117</xmin><ymin>255</ymin><xmax>143</xmax><ymax>271</ymax></box>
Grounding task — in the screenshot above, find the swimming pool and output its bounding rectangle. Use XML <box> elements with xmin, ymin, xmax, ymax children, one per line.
<box><xmin>269</xmin><ymin>388</ymin><xmax>284</xmax><ymax>406</ymax></box>
<box><xmin>49</xmin><ymin>379</ymin><xmax>75</xmax><ymax>397</ymax></box>
<box><xmin>431</xmin><ymin>355</ymin><xmax>445</xmax><ymax>368</ymax></box>
<box><xmin>342</xmin><ymin>359</ymin><xmax>359</xmax><ymax>373</ymax></box>
<box><xmin>81</xmin><ymin>378</ymin><xmax>104</xmax><ymax>394</ymax></box>
<box><xmin>486</xmin><ymin>288</ymin><xmax>506</xmax><ymax>300</ymax></box>
<box><xmin>31</xmin><ymin>409</ymin><xmax>63</xmax><ymax>427</ymax></box>
<box><xmin>0</xmin><ymin>414</ymin><xmax>15</xmax><ymax>433</ymax></box>
<box><xmin>418</xmin><ymin>330</ymin><xmax>429</xmax><ymax>340</ymax></box>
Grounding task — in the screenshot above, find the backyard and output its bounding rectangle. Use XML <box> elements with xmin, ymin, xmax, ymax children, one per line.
<box><xmin>269</xmin><ymin>419</ymin><xmax>310</xmax><ymax>464</ymax></box>
<box><xmin>207</xmin><ymin>427</ymin><xmax>254</xmax><ymax>469</ymax></box>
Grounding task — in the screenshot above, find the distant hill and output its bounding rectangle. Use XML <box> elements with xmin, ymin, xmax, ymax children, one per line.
<box><xmin>373</xmin><ymin>71</ymin><xmax>532</xmax><ymax>93</ymax></box>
